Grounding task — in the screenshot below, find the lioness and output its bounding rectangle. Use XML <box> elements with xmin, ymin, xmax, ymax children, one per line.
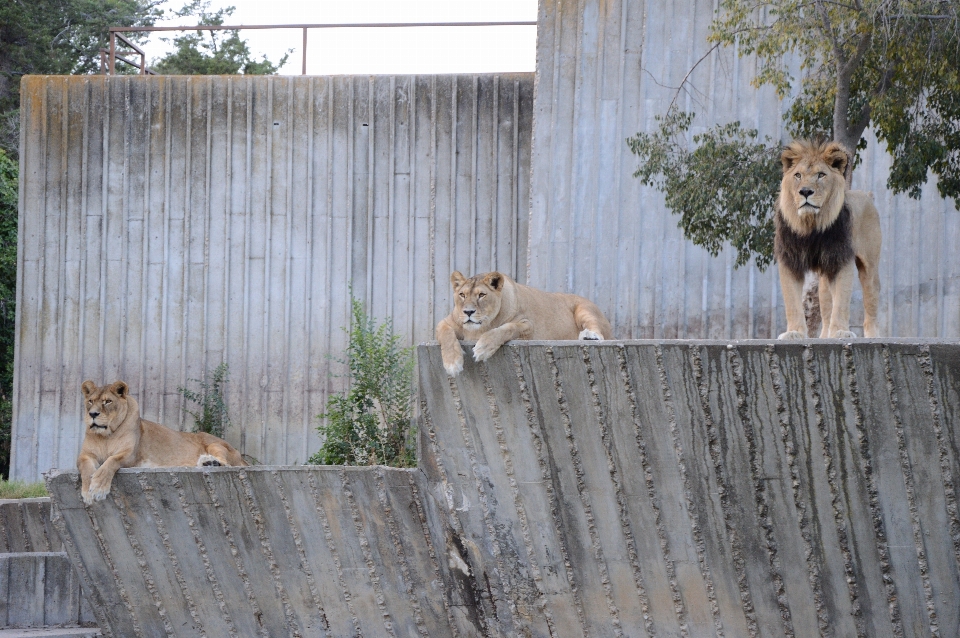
<box><xmin>78</xmin><ymin>380</ymin><xmax>245</xmax><ymax>504</ymax></box>
<box><xmin>437</xmin><ymin>271</ymin><xmax>613</xmax><ymax>376</ymax></box>
<box><xmin>775</xmin><ymin>139</ymin><xmax>881</xmax><ymax>339</ymax></box>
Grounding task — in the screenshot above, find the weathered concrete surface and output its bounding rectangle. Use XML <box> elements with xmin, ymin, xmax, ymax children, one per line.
<box><xmin>46</xmin><ymin>466</ymin><xmax>474</xmax><ymax>637</ymax></box>
<box><xmin>46</xmin><ymin>341</ymin><xmax>960</xmax><ymax>637</ymax></box>
<box><xmin>0</xmin><ymin>553</ymin><xmax>95</xmax><ymax>629</ymax></box>
<box><xmin>14</xmin><ymin>73</ymin><xmax>533</xmax><ymax>481</ymax></box>
<box><xmin>528</xmin><ymin>0</ymin><xmax>960</xmax><ymax>341</ymax></box>
<box><xmin>419</xmin><ymin>341</ymin><xmax>960</xmax><ymax>637</ymax></box>
<box><xmin>0</xmin><ymin>500</ymin><xmax>61</xmax><ymax>553</ymax></box>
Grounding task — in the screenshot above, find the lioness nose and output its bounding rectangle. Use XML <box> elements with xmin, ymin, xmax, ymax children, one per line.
<box><xmin>799</xmin><ymin>187</ymin><xmax>814</xmax><ymax>197</ymax></box>
<box><xmin>89</xmin><ymin>411</ymin><xmax>99</xmax><ymax>418</ymax></box>
<box><xmin>464</xmin><ymin>309</ymin><xmax>475</xmax><ymax>316</ymax></box>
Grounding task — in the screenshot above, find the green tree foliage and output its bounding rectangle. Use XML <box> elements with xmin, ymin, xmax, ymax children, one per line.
<box><xmin>307</xmin><ymin>298</ymin><xmax>416</xmax><ymax>468</ymax></box>
<box><xmin>628</xmin><ymin>111</ymin><xmax>781</xmax><ymax>269</ymax></box>
<box><xmin>0</xmin><ymin>150</ymin><xmax>16</xmax><ymax>478</ymax></box>
<box><xmin>0</xmin><ymin>0</ymin><xmax>163</xmax><ymax>123</ymax></box>
<box><xmin>152</xmin><ymin>1</ymin><xmax>288</xmax><ymax>75</ymax></box>
<box><xmin>177</xmin><ymin>362</ymin><xmax>230</xmax><ymax>438</ymax></box>
<box><xmin>630</xmin><ymin>0</ymin><xmax>960</xmax><ymax>266</ymax></box>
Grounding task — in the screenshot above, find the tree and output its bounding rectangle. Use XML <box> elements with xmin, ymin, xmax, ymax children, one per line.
<box><xmin>629</xmin><ymin>0</ymin><xmax>960</xmax><ymax>268</ymax></box>
<box><xmin>0</xmin><ymin>150</ymin><xmax>17</xmax><ymax>478</ymax></box>
<box><xmin>152</xmin><ymin>1</ymin><xmax>288</xmax><ymax>75</ymax></box>
<box><xmin>0</xmin><ymin>0</ymin><xmax>163</xmax><ymax>125</ymax></box>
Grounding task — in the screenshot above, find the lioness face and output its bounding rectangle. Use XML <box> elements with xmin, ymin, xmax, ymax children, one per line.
<box><xmin>81</xmin><ymin>380</ymin><xmax>130</xmax><ymax>436</ymax></box>
<box><xmin>450</xmin><ymin>271</ymin><xmax>505</xmax><ymax>332</ymax></box>
<box><xmin>779</xmin><ymin>140</ymin><xmax>848</xmax><ymax>229</ymax></box>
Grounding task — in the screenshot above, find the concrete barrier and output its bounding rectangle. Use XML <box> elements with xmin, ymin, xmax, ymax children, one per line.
<box><xmin>0</xmin><ymin>499</ymin><xmax>61</xmax><ymax>553</ymax></box>
<box><xmin>47</xmin><ymin>342</ymin><xmax>960</xmax><ymax>637</ymax></box>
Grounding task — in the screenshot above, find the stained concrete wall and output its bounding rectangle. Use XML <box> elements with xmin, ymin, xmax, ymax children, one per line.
<box><xmin>528</xmin><ymin>0</ymin><xmax>960</xmax><ymax>340</ymax></box>
<box><xmin>14</xmin><ymin>74</ymin><xmax>533</xmax><ymax>481</ymax></box>
<box><xmin>47</xmin><ymin>342</ymin><xmax>960</xmax><ymax>637</ymax></box>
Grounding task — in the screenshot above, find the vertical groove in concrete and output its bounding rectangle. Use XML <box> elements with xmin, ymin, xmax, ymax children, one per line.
<box><xmin>615</xmin><ymin>345</ymin><xmax>689</xmax><ymax>636</ymax></box>
<box><xmin>881</xmin><ymin>345</ymin><xmax>940</xmax><ymax>636</ymax></box>
<box><xmin>655</xmin><ymin>345</ymin><xmax>725</xmax><ymax>636</ymax></box>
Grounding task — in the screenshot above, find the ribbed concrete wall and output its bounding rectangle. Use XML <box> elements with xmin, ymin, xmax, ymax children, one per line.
<box><xmin>47</xmin><ymin>465</ymin><xmax>474</xmax><ymax>637</ymax></box>
<box><xmin>0</xmin><ymin>498</ymin><xmax>61</xmax><ymax>552</ymax></box>
<box><xmin>419</xmin><ymin>341</ymin><xmax>960</xmax><ymax>637</ymax></box>
<box><xmin>528</xmin><ymin>0</ymin><xmax>960</xmax><ymax>340</ymax></box>
<box><xmin>47</xmin><ymin>342</ymin><xmax>960</xmax><ymax>637</ymax></box>
<box><xmin>14</xmin><ymin>73</ymin><xmax>533</xmax><ymax>481</ymax></box>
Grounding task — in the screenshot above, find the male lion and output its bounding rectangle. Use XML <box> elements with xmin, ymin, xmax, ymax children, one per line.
<box><xmin>775</xmin><ymin>139</ymin><xmax>881</xmax><ymax>339</ymax></box>
<box><xmin>436</xmin><ymin>271</ymin><xmax>613</xmax><ymax>376</ymax></box>
<box><xmin>78</xmin><ymin>380</ymin><xmax>245</xmax><ymax>504</ymax></box>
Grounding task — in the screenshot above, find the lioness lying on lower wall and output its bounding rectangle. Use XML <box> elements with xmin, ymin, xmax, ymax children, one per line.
<box><xmin>78</xmin><ymin>380</ymin><xmax>245</xmax><ymax>504</ymax></box>
<box><xmin>436</xmin><ymin>270</ymin><xmax>614</xmax><ymax>376</ymax></box>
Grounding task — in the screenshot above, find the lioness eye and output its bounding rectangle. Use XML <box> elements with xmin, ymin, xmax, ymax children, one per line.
<box><xmin>817</xmin><ymin>172</ymin><xmax>825</xmax><ymax>179</ymax></box>
<box><xmin>794</xmin><ymin>173</ymin><xmax>801</xmax><ymax>179</ymax></box>
<box><xmin>478</xmin><ymin>293</ymin><xmax>486</xmax><ymax>299</ymax></box>
<box><xmin>104</xmin><ymin>399</ymin><xmax>111</xmax><ymax>405</ymax></box>
<box><xmin>458</xmin><ymin>292</ymin><xmax>465</xmax><ymax>299</ymax></box>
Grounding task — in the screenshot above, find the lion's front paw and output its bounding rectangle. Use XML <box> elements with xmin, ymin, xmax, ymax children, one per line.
<box><xmin>579</xmin><ymin>329</ymin><xmax>603</xmax><ymax>341</ymax></box>
<box><xmin>778</xmin><ymin>330</ymin><xmax>807</xmax><ymax>340</ymax></box>
<box><xmin>85</xmin><ymin>472</ymin><xmax>112</xmax><ymax>504</ymax></box>
<box><xmin>443</xmin><ymin>350</ymin><xmax>464</xmax><ymax>376</ymax></box>
<box><xmin>831</xmin><ymin>330</ymin><xmax>857</xmax><ymax>339</ymax></box>
<box><xmin>472</xmin><ymin>335</ymin><xmax>501</xmax><ymax>362</ymax></box>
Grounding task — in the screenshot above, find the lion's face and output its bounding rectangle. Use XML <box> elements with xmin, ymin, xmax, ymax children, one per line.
<box><xmin>779</xmin><ymin>140</ymin><xmax>848</xmax><ymax>232</ymax></box>
<box><xmin>450</xmin><ymin>271</ymin><xmax>505</xmax><ymax>332</ymax></box>
<box><xmin>81</xmin><ymin>380</ymin><xmax>131</xmax><ymax>436</ymax></box>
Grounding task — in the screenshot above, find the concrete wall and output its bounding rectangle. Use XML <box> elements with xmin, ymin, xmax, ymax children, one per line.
<box><xmin>528</xmin><ymin>0</ymin><xmax>960</xmax><ymax>340</ymax></box>
<box><xmin>47</xmin><ymin>342</ymin><xmax>960</xmax><ymax>637</ymax></box>
<box><xmin>14</xmin><ymin>74</ymin><xmax>533</xmax><ymax>481</ymax></box>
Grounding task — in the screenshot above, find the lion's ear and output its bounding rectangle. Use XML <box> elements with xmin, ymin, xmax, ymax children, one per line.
<box><xmin>780</xmin><ymin>142</ymin><xmax>803</xmax><ymax>173</ymax></box>
<box><xmin>111</xmin><ymin>381</ymin><xmax>128</xmax><ymax>398</ymax></box>
<box><xmin>483</xmin><ymin>272</ymin><xmax>505</xmax><ymax>291</ymax></box>
<box><xmin>81</xmin><ymin>380</ymin><xmax>97</xmax><ymax>397</ymax></box>
<box><xmin>450</xmin><ymin>271</ymin><xmax>466</xmax><ymax>289</ymax></box>
<box><xmin>822</xmin><ymin>141</ymin><xmax>849</xmax><ymax>175</ymax></box>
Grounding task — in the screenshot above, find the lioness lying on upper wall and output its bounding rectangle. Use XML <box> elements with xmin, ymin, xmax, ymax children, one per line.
<box><xmin>775</xmin><ymin>139</ymin><xmax>881</xmax><ymax>339</ymax></box>
<box><xmin>436</xmin><ymin>271</ymin><xmax>613</xmax><ymax>376</ymax></box>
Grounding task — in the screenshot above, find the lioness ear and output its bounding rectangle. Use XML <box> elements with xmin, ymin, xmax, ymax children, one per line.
<box><xmin>451</xmin><ymin>271</ymin><xmax>466</xmax><ymax>289</ymax></box>
<box><xmin>483</xmin><ymin>272</ymin><xmax>505</xmax><ymax>291</ymax></box>
<box><xmin>81</xmin><ymin>380</ymin><xmax>97</xmax><ymax>397</ymax></box>
<box><xmin>111</xmin><ymin>381</ymin><xmax>128</xmax><ymax>398</ymax></box>
<box><xmin>822</xmin><ymin>141</ymin><xmax>849</xmax><ymax>175</ymax></box>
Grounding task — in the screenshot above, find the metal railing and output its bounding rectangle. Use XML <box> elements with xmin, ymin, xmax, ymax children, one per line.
<box><xmin>102</xmin><ymin>21</ymin><xmax>537</xmax><ymax>76</ymax></box>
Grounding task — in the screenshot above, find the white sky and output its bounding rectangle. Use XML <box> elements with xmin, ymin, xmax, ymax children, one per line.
<box><xmin>146</xmin><ymin>0</ymin><xmax>538</xmax><ymax>74</ymax></box>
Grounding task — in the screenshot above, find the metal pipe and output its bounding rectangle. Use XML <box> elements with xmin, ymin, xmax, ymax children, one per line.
<box><xmin>302</xmin><ymin>27</ymin><xmax>307</xmax><ymax>75</ymax></box>
<box><xmin>109</xmin><ymin>21</ymin><xmax>536</xmax><ymax>33</ymax></box>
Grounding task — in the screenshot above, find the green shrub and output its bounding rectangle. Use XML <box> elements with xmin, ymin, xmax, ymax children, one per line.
<box><xmin>177</xmin><ymin>362</ymin><xmax>230</xmax><ymax>438</ymax></box>
<box><xmin>0</xmin><ymin>479</ymin><xmax>48</xmax><ymax>499</ymax></box>
<box><xmin>307</xmin><ymin>298</ymin><xmax>415</xmax><ymax>467</ymax></box>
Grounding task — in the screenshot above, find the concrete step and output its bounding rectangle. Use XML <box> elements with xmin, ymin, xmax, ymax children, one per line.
<box><xmin>0</xmin><ymin>553</ymin><xmax>95</xmax><ymax>629</ymax></box>
<box><xmin>0</xmin><ymin>629</ymin><xmax>100</xmax><ymax>637</ymax></box>
<box><xmin>0</xmin><ymin>500</ymin><xmax>61</xmax><ymax>553</ymax></box>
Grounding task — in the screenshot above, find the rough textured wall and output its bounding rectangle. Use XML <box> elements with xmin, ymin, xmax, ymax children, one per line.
<box><xmin>14</xmin><ymin>74</ymin><xmax>533</xmax><ymax>481</ymax></box>
<box><xmin>528</xmin><ymin>0</ymin><xmax>960</xmax><ymax>340</ymax></box>
<box><xmin>47</xmin><ymin>342</ymin><xmax>960</xmax><ymax>637</ymax></box>
<box><xmin>419</xmin><ymin>341</ymin><xmax>960</xmax><ymax>637</ymax></box>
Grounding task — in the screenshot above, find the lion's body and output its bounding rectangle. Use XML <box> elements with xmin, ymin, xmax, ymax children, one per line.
<box><xmin>78</xmin><ymin>381</ymin><xmax>245</xmax><ymax>504</ymax></box>
<box><xmin>775</xmin><ymin>140</ymin><xmax>882</xmax><ymax>339</ymax></box>
<box><xmin>437</xmin><ymin>271</ymin><xmax>613</xmax><ymax>375</ymax></box>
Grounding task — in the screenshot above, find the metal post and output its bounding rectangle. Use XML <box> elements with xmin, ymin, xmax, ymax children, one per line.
<box><xmin>109</xmin><ymin>31</ymin><xmax>116</xmax><ymax>75</ymax></box>
<box><xmin>302</xmin><ymin>27</ymin><xmax>307</xmax><ymax>75</ymax></box>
